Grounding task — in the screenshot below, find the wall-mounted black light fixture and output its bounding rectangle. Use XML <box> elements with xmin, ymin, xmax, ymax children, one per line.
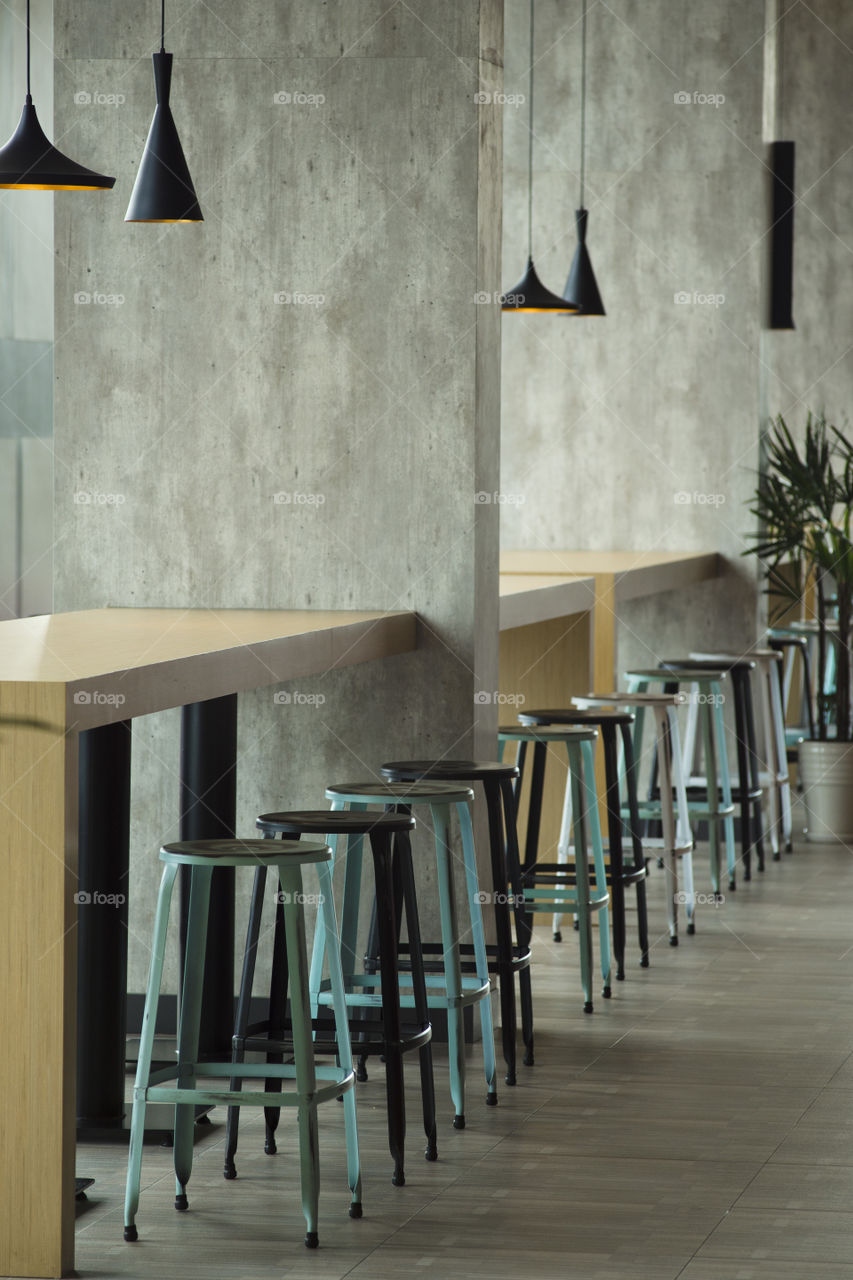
<box><xmin>502</xmin><ymin>0</ymin><xmax>576</xmax><ymax>312</ymax></box>
<box><xmin>125</xmin><ymin>0</ymin><xmax>202</xmax><ymax>222</ymax></box>
<box><xmin>0</xmin><ymin>0</ymin><xmax>115</xmax><ymax>190</ymax></box>
<box><xmin>562</xmin><ymin>0</ymin><xmax>605</xmax><ymax>315</ymax></box>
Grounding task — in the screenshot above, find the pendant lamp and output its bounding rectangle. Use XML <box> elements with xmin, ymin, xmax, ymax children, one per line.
<box><xmin>562</xmin><ymin>0</ymin><xmax>605</xmax><ymax>315</ymax></box>
<box><xmin>502</xmin><ymin>0</ymin><xmax>576</xmax><ymax>312</ymax></box>
<box><xmin>125</xmin><ymin>0</ymin><xmax>202</xmax><ymax>222</ymax></box>
<box><xmin>0</xmin><ymin>0</ymin><xmax>115</xmax><ymax>190</ymax></box>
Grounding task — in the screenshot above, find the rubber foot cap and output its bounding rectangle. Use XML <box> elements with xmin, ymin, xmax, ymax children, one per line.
<box><xmin>553</xmin><ymin>931</ymin><xmax>562</xmax><ymax>942</ymax></box>
<box><xmin>486</xmin><ymin>1092</ymin><xmax>498</xmax><ymax>1106</ymax></box>
<box><xmin>640</xmin><ymin>957</ymin><xmax>650</xmax><ymax>968</ymax></box>
<box><xmin>223</xmin><ymin>1164</ymin><xmax>237</xmax><ymax>1180</ymax></box>
<box><xmin>773</xmin><ymin>851</ymin><xmax>781</xmax><ymax>861</ymax></box>
<box><xmin>264</xmin><ymin>1139</ymin><xmax>277</xmax><ymax>1155</ymax></box>
<box><xmin>392</xmin><ymin>1170</ymin><xmax>405</xmax><ymax>1187</ymax></box>
<box><xmin>505</xmin><ymin>1073</ymin><xmax>516</xmax><ymax>1086</ymax></box>
<box><xmin>349</xmin><ymin>1202</ymin><xmax>363</xmax><ymax>1220</ymax></box>
<box><xmin>687</xmin><ymin>921</ymin><xmax>696</xmax><ymax>935</ymax></box>
<box><xmin>669</xmin><ymin>935</ymin><xmax>679</xmax><ymax>947</ymax></box>
<box><xmin>453</xmin><ymin>1114</ymin><xmax>466</xmax><ymax>1130</ymax></box>
<box><xmin>425</xmin><ymin>1144</ymin><xmax>438</xmax><ymax>1162</ymax></box>
<box><xmin>175</xmin><ymin>1194</ymin><xmax>188</xmax><ymax>1212</ymax></box>
<box><xmin>583</xmin><ymin>1001</ymin><xmax>593</xmax><ymax>1014</ymax></box>
<box><xmin>523</xmin><ymin>1052</ymin><xmax>534</xmax><ymax>1066</ymax></box>
<box><xmin>617</xmin><ymin>970</ymin><xmax>625</xmax><ymax>981</ymax></box>
<box><xmin>603</xmin><ymin>986</ymin><xmax>612</xmax><ymax>998</ymax></box>
<box><xmin>356</xmin><ymin>1065</ymin><xmax>368</xmax><ymax>1082</ymax></box>
<box><xmin>124</xmin><ymin>1225</ymin><xmax>138</xmax><ymax>1243</ymax></box>
<box><xmin>305</xmin><ymin>1231</ymin><xmax>319</xmax><ymax>1248</ymax></box>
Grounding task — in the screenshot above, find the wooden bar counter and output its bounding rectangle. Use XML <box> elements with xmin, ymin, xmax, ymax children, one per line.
<box><xmin>0</xmin><ymin>607</ymin><xmax>416</xmax><ymax>1279</ymax></box>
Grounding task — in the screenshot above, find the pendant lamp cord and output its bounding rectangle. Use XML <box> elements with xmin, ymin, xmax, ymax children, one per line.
<box><xmin>160</xmin><ymin>0</ymin><xmax>166</xmax><ymax>52</ymax></box>
<box><xmin>26</xmin><ymin>0</ymin><xmax>31</xmax><ymax>99</ymax></box>
<box><xmin>579</xmin><ymin>0</ymin><xmax>587</xmax><ymax>209</ymax></box>
<box><xmin>527</xmin><ymin>0</ymin><xmax>535</xmax><ymax>260</ymax></box>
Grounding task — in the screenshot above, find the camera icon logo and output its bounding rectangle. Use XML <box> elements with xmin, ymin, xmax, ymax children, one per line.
<box><xmin>73</xmin><ymin>690</ymin><xmax>92</xmax><ymax>705</ymax></box>
<box><xmin>273</xmin><ymin>691</ymin><xmax>292</xmax><ymax>705</ymax></box>
<box><xmin>474</xmin><ymin>91</ymin><xmax>491</xmax><ymax>105</ymax></box>
<box><xmin>74</xmin><ymin>891</ymin><xmax>92</xmax><ymax>904</ymax></box>
<box><xmin>673</xmin><ymin>91</ymin><xmax>691</xmax><ymax>105</ymax></box>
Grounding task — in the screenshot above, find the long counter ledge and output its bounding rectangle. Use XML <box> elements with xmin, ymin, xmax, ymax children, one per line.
<box><xmin>499</xmin><ymin>574</ymin><xmax>596</xmax><ymax>630</ymax></box>
<box><xmin>499</xmin><ymin>550</ymin><xmax>722</xmax><ymax>602</ymax></box>
<box><xmin>0</xmin><ymin>607</ymin><xmax>418</xmax><ymax>730</ymax></box>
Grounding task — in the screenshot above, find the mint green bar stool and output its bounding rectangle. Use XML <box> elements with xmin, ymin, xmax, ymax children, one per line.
<box><xmin>124</xmin><ymin>838</ymin><xmax>362</xmax><ymax>1250</ymax></box>
<box><xmin>497</xmin><ymin>726</ymin><xmax>611</xmax><ymax>1013</ymax></box>
<box><xmin>324</xmin><ymin>780</ymin><xmax>497</xmax><ymax>1129</ymax></box>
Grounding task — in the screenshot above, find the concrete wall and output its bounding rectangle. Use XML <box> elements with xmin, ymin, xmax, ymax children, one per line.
<box><xmin>0</xmin><ymin>0</ymin><xmax>54</xmax><ymax>619</ymax></box>
<box><xmin>53</xmin><ymin>0</ymin><xmax>503</xmax><ymax>991</ymax></box>
<box><xmin>499</xmin><ymin>0</ymin><xmax>767</xmax><ymax>671</ymax></box>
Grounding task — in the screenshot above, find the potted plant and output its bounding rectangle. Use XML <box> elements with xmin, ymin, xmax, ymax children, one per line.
<box><xmin>745</xmin><ymin>411</ymin><xmax>853</xmax><ymax>841</ymax></box>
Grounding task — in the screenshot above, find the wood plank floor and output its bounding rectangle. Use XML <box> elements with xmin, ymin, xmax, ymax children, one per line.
<box><xmin>72</xmin><ymin>814</ymin><xmax>853</xmax><ymax>1279</ymax></box>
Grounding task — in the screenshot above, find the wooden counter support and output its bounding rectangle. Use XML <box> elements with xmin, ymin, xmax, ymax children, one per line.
<box><xmin>0</xmin><ymin>607</ymin><xmax>416</xmax><ymax>1279</ymax></box>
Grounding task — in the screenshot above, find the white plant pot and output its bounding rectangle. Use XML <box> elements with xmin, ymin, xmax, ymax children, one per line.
<box><xmin>798</xmin><ymin>740</ymin><xmax>853</xmax><ymax>843</ymax></box>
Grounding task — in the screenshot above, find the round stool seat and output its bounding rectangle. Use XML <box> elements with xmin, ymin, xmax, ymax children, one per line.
<box><xmin>519</xmin><ymin>708</ymin><xmax>635</xmax><ymax>728</ymax></box>
<box><xmin>160</xmin><ymin>838</ymin><xmax>330</xmax><ymax>866</ymax></box>
<box><xmin>499</xmin><ymin>725</ymin><xmax>598</xmax><ymax>744</ymax></box>
<box><xmin>663</xmin><ymin>656</ymin><xmax>756</xmax><ymax>672</ymax></box>
<box><xmin>575</xmin><ymin>691</ymin><xmax>683</xmax><ymax>709</ymax></box>
<box><xmin>628</xmin><ymin>666</ymin><xmax>729</xmax><ymax>683</ymax></box>
<box><xmin>381</xmin><ymin>759</ymin><xmax>519</xmax><ymax>782</ymax></box>
<box><xmin>257</xmin><ymin>810</ymin><xmax>415</xmax><ymax>837</ymax></box>
<box><xmin>326</xmin><ymin>780</ymin><xmax>475</xmax><ymax>806</ymax></box>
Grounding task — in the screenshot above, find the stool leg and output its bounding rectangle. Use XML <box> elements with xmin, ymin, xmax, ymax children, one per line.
<box><xmin>581</xmin><ymin>739</ymin><xmax>611</xmax><ymax>998</ymax></box>
<box><xmin>602</xmin><ymin>726</ymin><xmax>626</xmax><ymax>981</ymax></box>
<box><xmin>431</xmin><ymin>801</ymin><xmax>468</xmax><ymax>1126</ymax></box>
<box><xmin>173</xmin><ymin>866</ymin><xmax>212</xmax><ymax>1213</ymax></box>
<box><xmin>263</xmin><ymin>890</ymin><xmax>289</xmax><ymax>1155</ymax></box>
<box><xmin>483</xmin><ymin>782</ymin><xmax>516</xmax><ymax>1086</ymax></box>
<box><xmin>396</xmin><ymin>826</ymin><xmax>438</xmax><ymax>1161</ymax></box>
<box><xmin>568</xmin><ymin>746</ymin><xmax>594</xmax><ymax>1013</ymax></box>
<box><xmin>316</xmin><ymin>859</ymin><xmax>362</xmax><ymax>1218</ymax></box>
<box><xmin>124</xmin><ymin>862</ymin><xmax>178</xmax><ymax>1242</ymax></box>
<box><xmin>280</xmin><ymin>863</ymin><xmax>322</xmax><ymax>1248</ymax></box>
<box><xmin>370</xmin><ymin>830</ymin><xmax>407</xmax><ymax>1185</ymax></box>
<box><xmin>502</xmin><ymin>776</ymin><xmax>534</xmax><ymax>1067</ymax></box>
<box><xmin>224</xmin><ymin>863</ymin><xmax>268</xmax><ymax>1178</ymax></box>
<box><xmin>621</xmin><ymin>724</ymin><xmax>650</xmax><ymax>964</ymax></box>
<box><xmin>457</xmin><ymin>800</ymin><xmax>498</xmax><ymax>1105</ymax></box>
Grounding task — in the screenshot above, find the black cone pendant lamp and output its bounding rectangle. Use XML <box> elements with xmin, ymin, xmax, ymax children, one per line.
<box><xmin>125</xmin><ymin>0</ymin><xmax>202</xmax><ymax>222</ymax></box>
<box><xmin>562</xmin><ymin>0</ymin><xmax>605</xmax><ymax>315</ymax></box>
<box><xmin>0</xmin><ymin>1</ymin><xmax>114</xmax><ymax>190</ymax></box>
<box><xmin>502</xmin><ymin>0</ymin><xmax>576</xmax><ymax>313</ymax></box>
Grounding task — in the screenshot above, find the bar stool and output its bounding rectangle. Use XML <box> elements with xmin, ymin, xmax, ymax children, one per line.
<box><xmin>574</xmin><ymin>693</ymin><xmax>696</xmax><ymax>943</ymax></box>
<box><xmin>124</xmin><ymin>838</ymin><xmax>362</xmax><ymax>1250</ymax></box>
<box><xmin>767</xmin><ymin>631</ymin><xmax>817</xmax><ymax>767</ymax></box>
<box><xmin>692</xmin><ymin>649</ymin><xmax>793</xmax><ymax>857</ymax></box>
<box><xmin>497</xmin><ymin>726</ymin><xmax>611</xmax><ymax>1014</ymax></box>
<box><xmin>378</xmin><ymin>760</ymin><xmax>531</xmax><ymax>1085</ymax></box>
<box><xmin>223</xmin><ymin>810</ymin><xmax>434</xmax><ymax>1189</ymax></box>
<box><xmin>516</xmin><ymin>709</ymin><xmax>648</xmax><ymax>977</ymax></box>
<box><xmin>626</xmin><ymin>669</ymin><xmax>737</xmax><ymax>894</ymax></box>
<box><xmin>661</xmin><ymin>658</ymin><xmax>765</xmax><ymax>881</ymax></box>
<box><xmin>325</xmin><ymin>780</ymin><xmax>498</xmax><ymax>1129</ymax></box>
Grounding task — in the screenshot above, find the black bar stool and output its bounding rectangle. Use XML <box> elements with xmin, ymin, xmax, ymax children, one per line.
<box><xmin>224</xmin><ymin>809</ymin><xmax>435</xmax><ymax>1189</ymax></box>
<box><xmin>380</xmin><ymin>760</ymin><xmax>531</xmax><ymax>1086</ymax></box>
<box><xmin>517</xmin><ymin>709</ymin><xmax>648</xmax><ymax>979</ymax></box>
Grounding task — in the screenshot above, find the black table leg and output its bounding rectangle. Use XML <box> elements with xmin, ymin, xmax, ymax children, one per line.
<box><xmin>77</xmin><ymin>720</ymin><xmax>132</xmax><ymax>1132</ymax></box>
<box><xmin>179</xmin><ymin>695</ymin><xmax>238</xmax><ymax>1058</ymax></box>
